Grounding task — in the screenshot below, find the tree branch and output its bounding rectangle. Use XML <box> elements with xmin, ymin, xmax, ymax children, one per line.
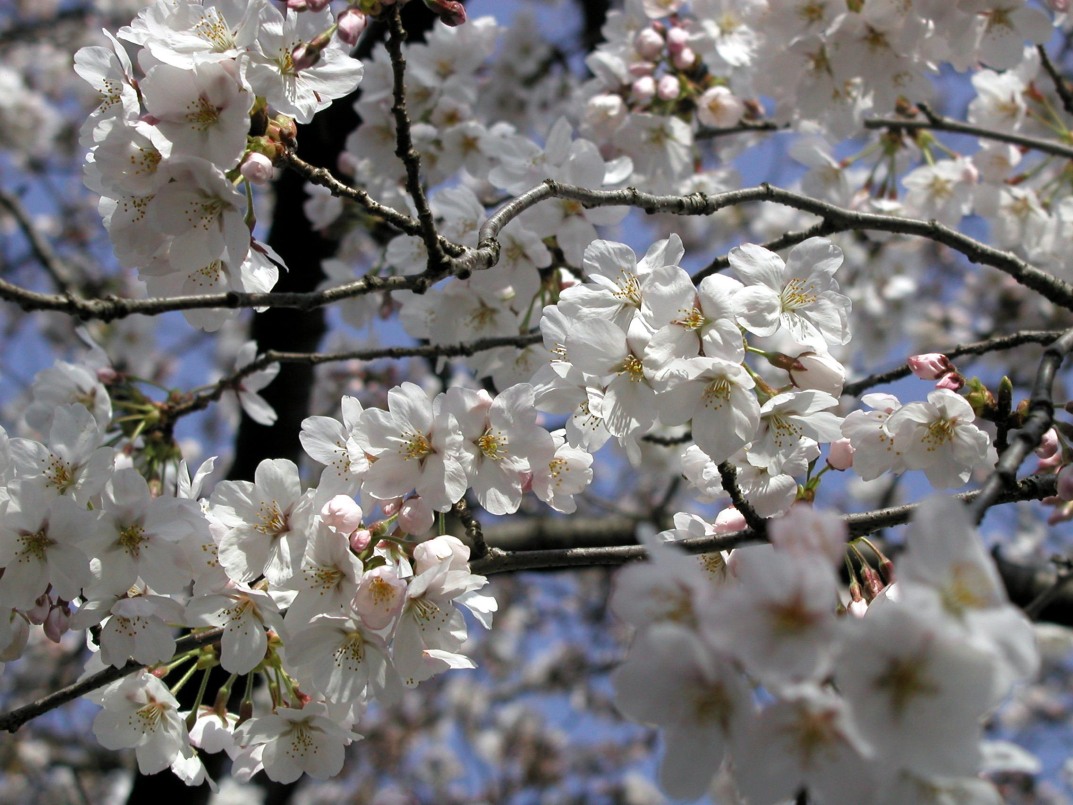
<box><xmin>864</xmin><ymin>103</ymin><xmax>1073</xmax><ymax>161</ymax></box>
<box><xmin>969</xmin><ymin>327</ymin><xmax>1073</xmax><ymax>521</ymax></box>
<box><xmin>0</xmin><ymin>629</ymin><xmax>223</xmax><ymax>734</ymax></box>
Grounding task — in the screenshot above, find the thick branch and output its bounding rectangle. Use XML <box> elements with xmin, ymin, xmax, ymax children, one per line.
<box><xmin>467</xmin><ymin>182</ymin><xmax>1073</xmax><ymax>312</ymax></box>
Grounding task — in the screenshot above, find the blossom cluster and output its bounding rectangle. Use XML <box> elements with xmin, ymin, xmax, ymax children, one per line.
<box><xmin>1</xmin><ymin>0</ymin><xmax>1069</xmax><ymax>797</ymax></box>
<box><xmin>75</xmin><ymin>0</ymin><xmax>364</xmax><ymax>330</ymax></box>
<box><xmin>0</xmin><ymin>357</ymin><xmax>556</xmax><ymax>786</ymax></box>
<box><xmin>612</xmin><ymin>498</ymin><xmax>1039</xmax><ymax>803</ymax></box>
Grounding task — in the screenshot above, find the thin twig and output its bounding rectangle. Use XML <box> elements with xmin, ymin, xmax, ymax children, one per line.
<box><xmin>0</xmin><ymin>628</ymin><xmax>223</xmax><ymax>734</ymax></box>
<box><xmin>864</xmin><ymin>103</ymin><xmax>1073</xmax><ymax>161</ymax></box>
<box><xmin>385</xmin><ymin>7</ymin><xmax>445</xmax><ymax>271</ymax></box>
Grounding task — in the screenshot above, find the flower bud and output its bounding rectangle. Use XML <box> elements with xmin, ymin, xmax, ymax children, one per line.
<box><xmin>907</xmin><ymin>352</ymin><xmax>953</xmax><ymax>380</ymax></box>
<box><xmin>827</xmin><ymin>438</ymin><xmax>855</xmax><ymax>470</ymax></box>
<box><xmin>321</xmin><ymin>494</ymin><xmax>364</xmax><ymax>534</ymax></box>
<box><xmin>1037</xmin><ymin>428</ymin><xmax>1060</xmax><ymax>460</ymax></box>
<box><xmin>423</xmin><ymin>0</ymin><xmax>466</xmax><ymax>26</ymax></box>
<box><xmin>634</xmin><ymin>28</ymin><xmax>664</xmax><ymax>60</ymax></box>
<box><xmin>337</xmin><ymin>9</ymin><xmax>368</xmax><ymax>46</ymax></box>
<box><xmin>26</xmin><ymin>594</ymin><xmax>50</xmax><ymax>625</ymax></box>
<box><xmin>934</xmin><ymin>372</ymin><xmax>964</xmax><ymax>392</ymax></box>
<box><xmin>666</xmin><ymin>26</ymin><xmax>689</xmax><ymax>54</ymax></box>
<box><xmin>696</xmin><ymin>85</ymin><xmax>744</xmax><ymax>129</ymax></box>
<box><xmin>671</xmin><ymin>46</ymin><xmax>696</xmax><ymax>69</ymax></box>
<box><xmin>712</xmin><ymin>506</ymin><xmax>747</xmax><ymax>533</ymax></box>
<box><xmin>788</xmin><ymin>351</ymin><xmax>846</xmax><ymax>397</ymax></box>
<box><xmin>350</xmin><ymin>528</ymin><xmax>372</xmax><ymax>553</ymax></box>
<box><xmin>657</xmin><ymin>74</ymin><xmax>680</xmax><ymax>101</ymax></box>
<box><xmin>1058</xmin><ymin>464</ymin><xmax>1073</xmax><ymax>501</ymax></box>
<box><xmin>43</xmin><ymin>605</ymin><xmax>69</xmax><ymax>643</ymax></box>
<box><xmin>240</xmin><ymin>152</ymin><xmax>274</xmax><ymax>185</ymax></box>
<box><xmin>398</xmin><ymin>496</ymin><xmax>434</xmax><ymax>535</ymax></box>
<box><xmin>631</xmin><ymin>75</ymin><xmax>657</xmax><ymax>104</ymax></box>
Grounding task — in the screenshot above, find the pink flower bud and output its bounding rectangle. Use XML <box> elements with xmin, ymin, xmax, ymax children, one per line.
<box><xmin>26</xmin><ymin>594</ymin><xmax>50</xmax><ymax>625</ymax></box>
<box><xmin>424</xmin><ymin>0</ymin><xmax>466</xmax><ymax>25</ymax></box>
<box><xmin>349</xmin><ymin>528</ymin><xmax>372</xmax><ymax>553</ymax></box>
<box><xmin>666</xmin><ymin>26</ymin><xmax>689</xmax><ymax>54</ymax></box>
<box><xmin>1048</xmin><ymin>0</ymin><xmax>1070</xmax><ymax>11</ymax></box>
<box><xmin>934</xmin><ymin>372</ymin><xmax>964</xmax><ymax>392</ymax></box>
<box><xmin>1058</xmin><ymin>464</ymin><xmax>1073</xmax><ymax>501</ymax></box>
<box><xmin>321</xmin><ymin>494</ymin><xmax>364</xmax><ymax>534</ymax></box>
<box><xmin>657</xmin><ymin>74</ymin><xmax>680</xmax><ymax>101</ymax></box>
<box><xmin>631</xmin><ymin>75</ymin><xmax>657</xmax><ymax>104</ymax></box>
<box><xmin>305</xmin><ymin>0</ymin><xmax>331</xmax><ymax>10</ymax></box>
<box><xmin>634</xmin><ymin>28</ymin><xmax>664</xmax><ymax>60</ymax></box>
<box><xmin>907</xmin><ymin>352</ymin><xmax>953</xmax><ymax>380</ymax></box>
<box><xmin>671</xmin><ymin>46</ymin><xmax>696</xmax><ymax>69</ymax></box>
<box><xmin>240</xmin><ymin>152</ymin><xmax>274</xmax><ymax>185</ymax></box>
<box><xmin>43</xmin><ymin>605</ymin><xmax>69</xmax><ymax>643</ymax></box>
<box><xmin>414</xmin><ymin>535</ymin><xmax>470</xmax><ymax>575</ymax></box>
<box><xmin>1037</xmin><ymin>428</ymin><xmax>1060</xmax><ymax>459</ymax></box>
<box><xmin>628</xmin><ymin>61</ymin><xmax>655</xmax><ymax>77</ymax></box>
<box><xmin>291</xmin><ymin>43</ymin><xmax>320</xmax><ymax>71</ymax></box>
<box><xmin>381</xmin><ymin>498</ymin><xmax>402</xmax><ymax>517</ymax></box>
<box><xmin>398</xmin><ymin>496</ymin><xmax>434</xmax><ymax>535</ymax></box>
<box><xmin>337</xmin><ymin>9</ymin><xmax>367</xmax><ymax>46</ymax></box>
<box><xmin>788</xmin><ymin>351</ymin><xmax>845</xmax><ymax>397</ymax></box>
<box><xmin>712</xmin><ymin>506</ymin><xmax>747</xmax><ymax>533</ymax></box>
<box><xmin>827</xmin><ymin>438</ymin><xmax>855</xmax><ymax>470</ymax></box>
<box><xmin>287</xmin><ymin>0</ymin><xmax>309</xmax><ymax>9</ymax></box>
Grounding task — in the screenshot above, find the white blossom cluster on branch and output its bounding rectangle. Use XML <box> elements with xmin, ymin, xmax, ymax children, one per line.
<box><xmin>5</xmin><ymin>0</ymin><xmax>1073</xmax><ymax>801</ymax></box>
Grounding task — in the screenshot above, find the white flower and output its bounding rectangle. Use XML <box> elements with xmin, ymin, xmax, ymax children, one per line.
<box><xmin>885</xmin><ymin>389</ymin><xmax>993</xmax><ymax>488</ymax></box>
<box><xmin>245</xmin><ymin>6</ymin><xmax>364</xmax><ymax>124</ymax></box>
<box><xmin>612</xmin><ymin>622</ymin><xmax>752</xmax><ymax>800</ymax></box>
<box><xmin>732</xmin><ymin>684</ymin><xmax>877</xmax><ymax>805</ymax></box>
<box><xmin>730</xmin><ymin>238</ymin><xmax>851</xmax><ymax>349</ymax></box>
<box><xmin>210</xmin><ymin>458</ymin><xmax>314</xmax><ymax>586</ymax></box>
<box><xmin>0</xmin><ymin>483</ymin><xmax>91</xmax><ymax>608</ymax></box>
<box><xmin>141</xmin><ymin>60</ymin><xmax>251</xmax><ymax>167</ymax></box>
<box><xmin>234</xmin><ymin>704</ymin><xmax>356</xmax><ymax>783</ymax></box>
<box><xmin>85</xmin><ymin>468</ymin><xmax>198</xmax><ymax>596</ymax></box>
<box><xmin>300</xmin><ymin>395</ymin><xmax>368</xmax><ymax>496</ymax></box>
<box><xmin>282</xmin><ymin>521</ymin><xmax>363</xmax><ymax>628</ymax></box>
<box><xmin>841</xmin><ymin>392</ymin><xmax>906</xmax><ymax>481</ymax></box>
<box><xmin>356</xmin><ymin>382</ymin><xmax>467</xmax><ymax>512</ymax></box>
<box><xmin>147</xmin><ymin>157</ymin><xmax>250</xmax><ymax>271</ymax></box>
<box><xmin>658</xmin><ymin>356</ymin><xmax>760</xmax><ymax>464</ymax></box>
<box><xmin>185</xmin><ymin>582</ymin><xmax>284</xmax><ymax>674</ymax></box>
<box><xmin>702</xmin><ymin>548</ymin><xmax>842</xmax><ymax>687</ymax></box>
<box><xmin>529</xmin><ymin>429</ymin><xmax>594</xmax><ymax>514</ymax></box>
<box><xmin>835</xmin><ymin>601</ymin><xmax>997</xmax><ymax>778</ymax></box>
<box><xmin>286</xmin><ymin>612</ymin><xmax>402</xmax><ymax>705</ymax></box>
<box><xmin>92</xmin><ymin>672</ymin><xmax>193</xmax><ymax>775</ymax></box>
<box><xmin>748</xmin><ymin>390</ymin><xmax>843</xmax><ymax>473</ymax></box>
<box><xmin>443</xmin><ymin>384</ymin><xmax>553</xmax><ymax>516</ymax></box>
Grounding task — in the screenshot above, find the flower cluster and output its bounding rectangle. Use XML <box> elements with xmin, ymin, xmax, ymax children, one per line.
<box><xmin>612</xmin><ymin>498</ymin><xmax>1038</xmax><ymax>802</ymax></box>
<box><xmin>76</xmin><ymin>0</ymin><xmax>364</xmax><ymax>330</ymax></box>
